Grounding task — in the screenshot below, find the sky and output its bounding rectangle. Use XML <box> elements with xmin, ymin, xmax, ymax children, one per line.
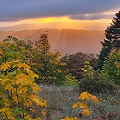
<box><xmin>0</xmin><ymin>0</ymin><xmax>120</xmax><ymax>30</ymax></box>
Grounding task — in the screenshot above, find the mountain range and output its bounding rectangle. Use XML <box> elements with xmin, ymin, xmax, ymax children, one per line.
<box><xmin>0</xmin><ymin>28</ymin><xmax>105</xmax><ymax>56</ymax></box>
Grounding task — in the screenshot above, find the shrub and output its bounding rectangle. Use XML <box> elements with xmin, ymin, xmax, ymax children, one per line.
<box><xmin>102</xmin><ymin>49</ymin><xmax>120</xmax><ymax>85</ymax></box>
<box><xmin>0</xmin><ymin>60</ymin><xmax>47</xmax><ymax>119</ymax></box>
<box><xmin>79</xmin><ymin>61</ymin><xmax>118</xmax><ymax>93</ymax></box>
<box><xmin>79</xmin><ymin>77</ymin><xmax>118</xmax><ymax>94</ymax></box>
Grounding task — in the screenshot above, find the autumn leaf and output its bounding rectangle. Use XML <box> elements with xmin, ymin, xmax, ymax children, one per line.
<box><xmin>79</xmin><ymin>91</ymin><xmax>92</xmax><ymax>100</ymax></box>
<box><xmin>82</xmin><ymin>109</ymin><xmax>91</xmax><ymax>116</ymax></box>
<box><xmin>0</xmin><ymin>61</ymin><xmax>10</xmax><ymax>71</ymax></box>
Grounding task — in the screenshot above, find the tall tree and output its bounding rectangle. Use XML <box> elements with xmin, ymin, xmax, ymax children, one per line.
<box><xmin>29</xmin><ymin>33</ymin><xmax>70</xmax><ymax>85</ymax></box>
<box><xmin>97</xmin><ymin>11</ymin><xmax>120</xmax><ymax>69</ymax></box>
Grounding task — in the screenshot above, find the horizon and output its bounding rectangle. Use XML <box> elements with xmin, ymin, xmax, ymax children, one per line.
<box><xmin>0</xmin><ymin>26</ymin><xmax>106</xmax><ymax>31</ymax></box>
<box><xmin>0</xmin><ymin>17</ymin><xmax>114</xmax><ymax>31</ymax></box>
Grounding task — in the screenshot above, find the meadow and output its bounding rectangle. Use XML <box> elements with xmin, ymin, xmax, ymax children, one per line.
<box><xmin>36</xmin><ymin>84</ymin><xmax>120</xmax><ymax>120</ymax></box>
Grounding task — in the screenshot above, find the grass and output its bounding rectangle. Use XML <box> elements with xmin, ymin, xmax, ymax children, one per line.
<box><xmin>38</xmin><ymin>84</ymin><xmax>79</xmax><ymax>120</ymax></box>
<box><xmin>37</xmin><ymin>84</ymin><xmax>120</xmax><ymax>120</ymax></box>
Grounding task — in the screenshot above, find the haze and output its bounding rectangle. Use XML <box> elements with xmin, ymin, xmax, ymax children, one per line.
<box><xmin>0</xmin><ymin>29</ymin><xmax>105</xmax><ymax>55</ymax></box>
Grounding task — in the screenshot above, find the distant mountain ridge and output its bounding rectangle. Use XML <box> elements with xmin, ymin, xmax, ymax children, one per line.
<box><xmin>0</xmin><ymin>29</ymin><xmax>105</xmax><ymax>56</ymax></box>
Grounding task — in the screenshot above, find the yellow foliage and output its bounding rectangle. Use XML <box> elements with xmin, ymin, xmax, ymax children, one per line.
<box><xmin>4</xmin><ymin>83</ymin><xmax>12</xmax><ymax>90</ymax></box>
<box><xmin>0</xmin><ymin>61</ymin><xmax>10</xmax><ymax>71</ymax></box>
<box><xmin>24</xmin><ymin>115</ymin><xmax>31</xmax><ymax>119</ymax></box>
<box><xmin>82</xmin><ymin>109</ymin><xmax>91</xmax><ymax>116</ymax></box>
<box><xmin>91</xmin><ymin>95</ymin><xmax>100</xmax><ymax>103</ymax></box>
<box><xmin>0</xmin><ymin>60</ymin><xmax>47</xmax><ymax>119</ymax></box>
<box><xmin>72</xmin><ymin>102</ymin><xmax>79</xmax><ymax>109</ymax></box>
<box><xmin>23</xmin><ymin>98</ymin><xmax>32</xmax><ymax>107</ymax></box>
<box><xmin>13</xmin><ymin>95</ymin><xmax>18</xmax><ymax>103</ymax></box>
<box><xmin>0</xmin><ymin>108</ymin><xmax>14</xmax><ymax>119</ymax></box>
<box><xmin>79</xmin><ymin>102</ymin><xmax>88</xmax><ymax>109</ymax></box>
<box><xmin>58</xmin><ymin>69</ymin><xmax>62</xmax><ymax>73</ymax></box>
<box><xmin>17</xmin><ymin>62</ymin><xmax>31</xmax><ymax>69</ymax></box>
<box><xmin>79</xmin><ymin>91</ymin><xmax>92</xmax><ymax>100</ymax></box>
<box><xmin>32</xmin><ymin>83</ymin><xmax>41</xmax><ymax>93</ymax></box>
<box><xmin>72</xmin><ymin>102</ymin><xmax>88</xmax><ymax>109</ymax></box>
<box><xmin>41</xmin><ymin>110</ymin><xmax>46</xmax><ymax>117</ymax></box>
<box><xmin>64</xmin><ymin>91</ymin><xmax>100</xmax><ymax>120</ymax></box>
<box><xmin>38</xmin><ymin>100</ymin><xmax>47</xmax><ymax>107</ymax></box>
<box><xmin>0</xmin><ymin>48</ymin><xmax>3</xmax><ymax>54</ymax></box>
<box><xmin>79</xmin><ymin>91</ymin><xmax>99</xmax><ymax>103</ymax></box>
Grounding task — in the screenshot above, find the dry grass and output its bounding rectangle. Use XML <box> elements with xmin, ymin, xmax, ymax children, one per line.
<box><xmin>36</xmin><ymin>84</ymin><xmax>120</xmax><ymax>120</ymax></box>
<box><xmin>38</xmin><ymin>84</ymin><xmax>79</xmax><ymax>120</ymax></box>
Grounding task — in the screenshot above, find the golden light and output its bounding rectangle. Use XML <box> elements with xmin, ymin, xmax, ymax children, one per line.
<box><xmin>26</xmin><ymin>17</ymin><xmax>71</xmax><ymax>23</ymax></box>
<box><xmin>7</xmin><ymin>16</ymin><xmax>112</xmax><ymax>30</ymax></box>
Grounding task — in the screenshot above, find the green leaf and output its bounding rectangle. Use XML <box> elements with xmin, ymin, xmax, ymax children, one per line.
<box><xmin>13</xmin><ymin>37</ymin><xmax>18</xmax><ymax>42</ymax></box>
<box><xmin>11</xmin><ymin>107</ymin><xmax>25</xmax><ymax>114</ymax></box>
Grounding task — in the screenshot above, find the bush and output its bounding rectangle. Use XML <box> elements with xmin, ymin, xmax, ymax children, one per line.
<box><xmin>79</xmin><ymin>61</ymin><xmax>118</xmax><ymax>93</ymax></box>
<box><xmin>63</xmin><ymin>73</ymin><xmax>78</xmax><ymax>86</ymax></box>
<box><xmin>102</xmin><ymin>49</ymin><xmax>120</xmax><ymax>85</ymax></box>
<box><xmin>79</xmin><ymin>78</ymin><xmax>118</xmax><ymax>94</ymax></box>
<box><xmin>0</xmin><ymin>60</ymin><xmax>47</xmax><ymax>119</ymax></box>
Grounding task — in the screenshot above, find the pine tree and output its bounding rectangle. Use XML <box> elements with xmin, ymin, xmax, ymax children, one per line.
<box><xmin>97</xmin><ymin>11</ymin><xmax>120</xmax><ymax>69</ymax></box>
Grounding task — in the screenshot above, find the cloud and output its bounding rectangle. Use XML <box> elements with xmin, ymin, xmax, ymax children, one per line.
<box><xmin>0</xmin><ymin>0</ymin><xmax>119</xmax><ymax>21</ymax></box>
<box><xmin>70</xmin><ymin>13</ymin><xmax>114</xmax><ymax>20</ymax></box>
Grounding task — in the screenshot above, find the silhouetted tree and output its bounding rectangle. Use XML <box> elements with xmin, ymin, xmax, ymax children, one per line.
<box><xmin>97</xmin><ymin>11</ymin><xmax>120</xmax><ymax>69</ymax></box>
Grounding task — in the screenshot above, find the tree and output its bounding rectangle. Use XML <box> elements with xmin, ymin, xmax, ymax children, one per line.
<box><xmin>0</xmin><ymin>60</ymin><xmax>47</xmax><ymax>119</ymax></box>
<box><xmin>61</xmin><ymin>52</ymin><xmax>97</xmax><ymax>80</ymax></box>
<box><xmin>102</xmin><ymin>49</ymin><xmax>120</xmax><ymax>85</ymax></box>
<box><xmin>0</xmin><ymin>36</ymin><xmax>47</xmax><ymax>119</ymax></box>
<box><xmin>0</xmin><ymin>35</ymin><xmax>75</xmax><ymax>85</ymax></box>
<box><xmin>97</xmin><ymin>11</ymin><xmax>120</xmax><ymax>69</ymax></box>
<box><xmin>0</xmin><ymin>35</ymin><xmax>29</xmax><ymax>64</ymax></box>
<box><xmin>29</xmin><ymin>34</ymin><xmax>71</xmax><ymax>85</ymax></box>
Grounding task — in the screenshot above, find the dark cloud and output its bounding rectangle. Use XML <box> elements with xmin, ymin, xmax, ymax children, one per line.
<box><xmin>70</xmin><ymin>13</ymin><xmax>114</xmax><ymax>20</ymax></box>
<box><xmin>0</xmin><ymin>0</ymin><xmax>119</xmax><ymax>21</ymax></box>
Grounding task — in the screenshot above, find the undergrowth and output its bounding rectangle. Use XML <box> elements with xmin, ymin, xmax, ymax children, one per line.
<box><xmin>37</xmin><ymin>84</ymin><xmax>120</xmax><ymax>120</ymax></box>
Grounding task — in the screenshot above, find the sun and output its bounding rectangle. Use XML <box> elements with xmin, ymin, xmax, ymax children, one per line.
<box><xmin>26</xmin><ymin>17</ymin><xmax>70</xmax><ymax>23</ymax></box>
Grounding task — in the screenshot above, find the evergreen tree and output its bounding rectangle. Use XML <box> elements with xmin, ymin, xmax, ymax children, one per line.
<box><xmin>97</xmin><ymin>11</ymin><xmax>120</xmax><ymax>69</ymax></box>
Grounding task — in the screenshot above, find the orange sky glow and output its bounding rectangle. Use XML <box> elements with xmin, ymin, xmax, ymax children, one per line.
<box><xmin>0</xmin><ymin>1</ymin><xmax>119</xmax><ymax>30</ymax></box>
<box><xmin>20</xmin><ymin>17</ymin><xmax>112</xmax><ymax>30</ymax></box>
<box><xmin>0</xmin><ymin>17</ymin><xmax>112</xmax><ymax>30</ymax></box>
